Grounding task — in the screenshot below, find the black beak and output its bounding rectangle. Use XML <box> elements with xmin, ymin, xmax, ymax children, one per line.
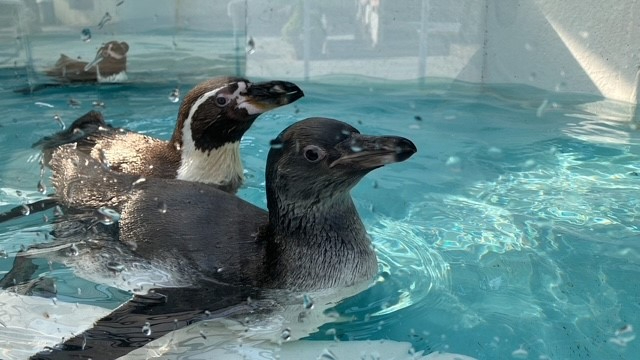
<box><xmin>330</xmin><ymin>134</ymin><xmax>417</xmax><ymax>170</ymax></box>
<box><xmin>242</xmin><ymin>80</ymin><xmax>304</xmax><ymax>112</ymax></box>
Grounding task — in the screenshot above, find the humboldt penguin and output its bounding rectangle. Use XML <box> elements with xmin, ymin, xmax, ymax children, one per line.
<box><xmin>0</xmin><ymin>76</ymin><xmax>303</xmax><ymax>223</ymax></box>
<box><xmin>22</xmin><ymin>117</ymin><xmax>417</xmax><ymax>359</ymax></box>
<box><xmin>45</xmin><ymin>41</ymin><xmax>130</xmax><ymax>83</ymax></box>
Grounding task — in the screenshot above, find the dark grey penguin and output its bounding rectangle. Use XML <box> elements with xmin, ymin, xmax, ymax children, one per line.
<box><xmin>22</xmin><ymin>117</ymin><xmax>417</xmax><ymax>359</ymax></box>
<box><xmin>0</xmin><ymin>76</ymin><xmax>303</xmax><ymax>223</ymax></box>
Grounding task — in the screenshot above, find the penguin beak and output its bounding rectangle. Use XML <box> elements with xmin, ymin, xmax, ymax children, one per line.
<box><xmin>239</xmin><ymin>81</ymin><xmax>304</xmax><ymax>113</ymax></box>
<box><xmin>329</xmin><ymin>134</ymin><xmax>417</xmax><ymax>170</ymax></box>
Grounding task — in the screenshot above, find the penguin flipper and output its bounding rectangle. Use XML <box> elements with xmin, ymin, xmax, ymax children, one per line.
<box><xmin>30</xmin><ymin>284</ymin><xmax>258</xmax><ymax>360</ymax></box>
<box><xmin>32</xmin><ymin>110</ymin><xmax>112</xmax><ymax>150</ymax></box>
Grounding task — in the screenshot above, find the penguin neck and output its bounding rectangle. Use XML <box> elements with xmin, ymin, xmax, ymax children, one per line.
<box><xmin>176</xmin><ymin>141</ymin><xmax>244</xmax><ymax>192</ymax></box>
<box><xmin>265</xmin><ymin>192</ymin><xmax>378</xmax><ymax>290</ymax></box>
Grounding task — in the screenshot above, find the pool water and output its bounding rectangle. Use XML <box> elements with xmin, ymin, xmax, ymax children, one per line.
<box><xmin>0</xmin><ymin>74</ymin><xmax>639</xmax><ymax>359</ymax></box>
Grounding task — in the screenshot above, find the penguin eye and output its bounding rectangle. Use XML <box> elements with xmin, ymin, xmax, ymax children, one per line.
<box><xmin>303</xmin><ymin>145</ymin><xmax>325</xmax><ymax>163</ymax></box>
<box><xmin>215</xmin><ymin>96</ymin><xmax>229</xmax><ymax>107</ymax></box>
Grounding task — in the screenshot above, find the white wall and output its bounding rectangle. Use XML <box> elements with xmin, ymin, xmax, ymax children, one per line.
<box><xmin>484</xmin><ymin>0</ymin><xmax>640</xmax><ymax>104</ymax></box>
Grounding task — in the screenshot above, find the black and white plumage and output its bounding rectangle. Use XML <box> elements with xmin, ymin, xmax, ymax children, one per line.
<box><xmin>10</xmin><ymin>118</ymin><xmax>416</xmax><ymax>359</ymax></box>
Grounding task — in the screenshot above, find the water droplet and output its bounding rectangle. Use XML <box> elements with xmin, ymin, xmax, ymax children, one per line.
<box><xmin>80</xmin><ymin>28</ymin><xmax>91</xmax><ymax>42</ymax></box>
<box><xmin>319</xmin><ymin>348</ymin><xmax>337</xmax><ymax>360</ymax></box>
<box><xmin>157</xmin><ymin>201</ymin><xmax>167</xmax><ymax>214</ymax></box>
<box><xmin>303</xmin><ymin>294</ymin><xmax>314</xmax><ymax>310</ymax></box>
<box><xmin>0</xmin><ymin>250</ymin><xmax>7</xmax><ymax>259</ymax></box>
<box><xmin>414</xmin><ymin>115</ymin><xmax>422</xmax><ymax>121</ymax></box>
<box><xmin>445</xmin><ymin>156</ymin><xmax>461</xmax><ymax>167</ymax></box>
<box><xmin>20</xmin><ymin>204</ymin><xmax>30</xmax><ymax>216</ymax></box>
<box><xmin>116</xmin><ymin>0</ymin><xmax>125</xmax><ymax>6</ymax></box>
<box><xmin>246</xmin><ymin>36</ymin><xmax>256</xmax><ymax>54</ymax></box>
<box><xmin>199</xmin><ymin>331</ymin><xmax>207</xmax><ymax>339</ymax></box>
<box><xmin>579</xmin><ymin>31</ymin><xmax>589</xmax><ymax>39</ymax></box>
<box><xmin>35</xmin><ymin>102</ymin><xmax>54</xmax><ymax>108</ymax></box>
<box><xmin>81</xmin><ymin>334</ymin><xmax>87</xmax><ymax>350</ymax></box>
<box><xmin>97</xmin><ymin>12</ymin><xmax>112</xmax><ymax>29</ymax></box>
<box><xmin>15</xmin><ymin>190</ymin><xmax>22</xmax><ymax>197</ymax></box>
<box><xmin>68</xmin><ymin>243</ymin><xmax>79</xmax><ymax>257</ymax></box>
<box><xmin>92</xmin><ymin>101</ymin><xmax>105</xmax><ymax>109</ymax></box>
<box><xmin>132</xmin><ymin>177</ymin><xmax>146</xmax><ymax>186</ymax></box>
<box><xmin>269</xmin><ymin>139</ymin><xmax>283</xmax><ymax>149</ymax></box>
<box><xmin>37</xmin><ymin>180</ymin><xmax>46</xmax><ymax>194</ymax></box>
<box><xmin>511</xmin><ymin>346</ymin><xmax>528</xmax><ymax>359</ymax></box>
<box><xmin>77</xmin><ymin>287</ymin><xmax>82</xmax><ymax>296</ymax></box>
<box><xmin>142</xmin><ymin>322</ymin><xmax>152</xmax><ymax>336</ymax></box>
<box><xmin>168</xmin><ymin>88</ymin><xmax>180</xmax><ymax>103</ymax></box>
<box><xmin>68</xmin><ymin>98</ymin><xmax>81</xmax><ymax>108</ymax></box>
<box><xmin>53</xmin><ymin>114</ymin><xmax>65</xmax><ymax>130</ymax></box>
<box><xmin>350</xmin><ymin>145</ymin><xmax>363</xmax><ymax>152</ymax></box>
<box><xmin>204</xmin><ymin>310</ymin><xmax>211</xmax><ymax>317</ymax></box>
<box><xmin>98</xmin><ymin>149</ymin><xmax>110</xmax><ymax>168</ymax></box>
<box><xmin>107</xmin><ymin>261</ymin><xmax>125</xmax><ymax>272</ymax></box>
<box><xmin>96</xmin><ymin>207</ymin><xmax>120</xmax><ymax>225</ymax></box>
<box><xmin>54</xmin><ymin>205</ymin><xmax>64</xmax><ymax>216</ymax></box>
<box><xmin>281</xmin><ymin>328</ymin><xmax>291</xmax><ymax>341</ymax></box>
<box><xmin>51</xmin><ymin>297</ymin><xmax>58</xmax><ymax>305</ymax></box>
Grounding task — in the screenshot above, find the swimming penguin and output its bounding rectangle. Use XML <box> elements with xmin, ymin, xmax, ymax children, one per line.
<box><xmin>0</xmin><ymin>77</ymin><xmax>303</xmax><ymax>223</ymax></box>
<box><xmin>45</xmin><ymin>41</ymin><xmax>130</xmax><ymax>83</ymax></box>
<box><xmin>19</xmin><ymin>117</ymin><xmax>417</xmax><ymax>359</ymax></box>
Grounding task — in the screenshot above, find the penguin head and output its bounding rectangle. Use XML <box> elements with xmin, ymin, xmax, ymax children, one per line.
<box><xmin>266</xmin><ymin>117</ymin><xmax>417</xmax><ymax>206</ymax></box>
<box><xmin>173</xmin><ymin>77</ymin><xmax>304</xmax><ymax>153</ymax></box>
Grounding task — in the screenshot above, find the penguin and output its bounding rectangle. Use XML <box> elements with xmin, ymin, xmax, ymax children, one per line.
<box><xmin>18</xmin><ymin>117</ymin><xmax>417</xmax><ymax>359</ymax></box>
<box><xmin>45</xmin><ymin>41</ymin><xmax>130</xmax><ymax>83</ymax></box>
<box><xmin>0</xmin><ymin>76</ymin><xmax>304</xmax><ymax>223</ymax></box>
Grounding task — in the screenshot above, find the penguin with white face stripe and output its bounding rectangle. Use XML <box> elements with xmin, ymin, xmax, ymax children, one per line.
<box><xmin>35</xmin><ymin>76</ymin><xmax>304</xmax><ymax>194</ymax></box>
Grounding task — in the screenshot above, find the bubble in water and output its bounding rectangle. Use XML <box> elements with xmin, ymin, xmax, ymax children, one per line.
<box><xmin>80</xmin><ymin>28</ymin><xmax>91</xmax><ymax>42</ymax></box>
<box><xmin>168</xmin><ymin>88</ymin><xmax>180</xmax><ymax>103</ymax></box>
<box><xmin>53</xmin><ymin>114</ymin><xmax>65</xmax><ymax>130</ymax></box>
<box><xmin>96</xmin><ymin>207</ymin><xmax>120</xmax><ymax>225</ymax></box>
<box><xmin>97</xmin><ymin>12</ymin><xmax>112</xmax><ymax>29</ymax></box>
<box><xmin>142</xmin><ymin>322</ymin><xmax>152</xmax><ymax>336</ymax></box>
<box><xmin>37</xmin><ymin>179</ymin><xmax>46</xmax><ymax>194</ymax></box>
<box><xmin>281</xmin><ymin>328</ymin><xmax>291</xmax><ymax>341</ymax></box>
<box><xmin>20</xmin><ymin>204</ymin><xmax>30</xmax><ymax>216</ymax></box>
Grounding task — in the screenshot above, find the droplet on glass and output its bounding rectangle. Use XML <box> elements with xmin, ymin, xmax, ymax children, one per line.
<box><xmin>511</xmin><ymin>346</ymin><xmax>528</xmax><ymax>359</ymax></box>
<box><xmin>68</xmin><ymin>243</ymin><xmax>79</xmax><ymax>257</ymax></box>
<box><xmin>269</xmin><ymin>139</ymin><xmax>283</xmax><ymax>149</ymax></box>
<box><xmin>96</xmin><ymin>207</ymin><xmax>120</xmax><ymax>225</ymax></box>
<box><xmin>0</xmin><ymin>249</ymin><xmax>8</xmax><ymax>259</ymax></box>
<box><xmin>68</xmin><ymin>98</ymin><xmax>81</xmax><ymax>108</ymax></box>
<box><xmin>98</xmin><ymin>149</ymin><xmax>110</xmax><ymax>168</ymax></box>
<box><xmin>157</xmin><ymin>201</ymin><xmax>167</xmax><ymax>214</ymax></box>
<box><xmin>20</xmin><ymin>204</ymin><xmax>30</xmax><ymax>216</ymax></box>
<box><xmin>97</xmin><ymin>12</ymin><xmax>112</xmax><ymax>29</ymax></box>
<box><xmin>80</xmin><ymin>28</ymin><xmax>91</xmax><ymax>42</ymax></box>
<box><xmin>246</xmin><ymin>36</ymin><xmax>256</xmax><ymax>54</ymax></box>
<box><xmin>53</xmin><ymin>114</ymin><xmax>65</xmax><ymax>130</ymax></box>
<box><xmin>142</xmin><ymin>322</ymin><xmax>152</xmax><ymax>336</ymax></box>
<box><xmin>35</xmin><ymin>102</ymin><xmax>54</xmax><ymax>108</ymax></box>
<box><xmin>116</xmin><ymin>0</ymin><xmax>125</xmax><ymax>6</ymax></box>
<box><xmin>303</xmin><ymin>294</ymin><xmax>314</xmax><ymax>310</ymax></box>
<box><xmin>199</xmin><ymin>331</ymin><xmax>207</xmax><ymax>339</ymax></box>
<box><xmin>319</xmin><ymin>348</ymin><xmax>337</xmax><ymax>360</ymax></box>
<box><xmin>107</xmin><ymin>261</ymin><xmax>125</xmax><ymax>272</ymax></box>
<box><xmin>15</xmin><ymin>190</ymin><xmax>22</xmax><ymax>196</ymax></box>
<box><xmin>168</xmin><ymin>88</ymin><xmax>180</xmax><ymax>103</ymax></box>
<box><xmin>92</xmin><ymin>101</ymin><xmax>105</xmax><ymax>109</ymax></box>
<box><xmin>54</xmin><ymin>205</ymin><xmax>64</xmax><ymax>216</ymax></box>
<box><xmin>281</xmin><ymin>328</ymin><xmax>291</xmax><ymax>341</ymax></box>
<box><xmin>414</xmin><ymin>115</ymin><xmax>422</xmax><ymax>121</ymax></box>
<box><xmin>37</xmin><ymin>179</ymin><xmax>46</xmax><ymax>194</ymax></box>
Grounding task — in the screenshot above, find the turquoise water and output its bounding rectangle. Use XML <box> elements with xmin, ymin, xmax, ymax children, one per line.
<box><xmin>1</xmin><ymin>74</ymin><xmax>639</xmax><ymax>359</ymax></box>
